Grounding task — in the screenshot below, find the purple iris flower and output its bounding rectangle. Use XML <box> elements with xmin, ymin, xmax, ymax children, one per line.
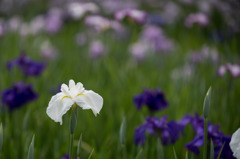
<box><xmin>133</xmin><ymin>88</ymin><xmax>168</xmax><ymax>112</ymax></box>
<box><xmin>1</xmin><ymin>82</ymin><xmax>38</xmax><ymax>111</ymax></box>
<box><xmin>134</xmin><ymin>116</ymin><xmax>185</xmax><ymax>146</ymax></box>
<box><xmin>7</xmin><ymin>53</ymin><xmax>46</xmax><ymax>77</ymax></box>
<box><xmin>134</xmin><ymin>123</ymin><xmax>149</xmax><ymax>145</ymax></box>
<box><xmin>184</xmin><ymin>114</ymin><xmax>235</xmax><ymax>158</ymax></box>
<box><xmin>60</xmin><ymin>154</ymin><xmax>77</xmax><ymax>159</ymax></box>
<box><xmin>115</xmin><ymin>9</ymin><xmax>147</xmax><ymax>24</ymax></box>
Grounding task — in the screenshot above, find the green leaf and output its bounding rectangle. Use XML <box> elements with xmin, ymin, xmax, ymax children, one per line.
<box><xmin>217</xmin><ymin>142</ymin><xmax>225</xmax><ymax>159</ymax></box>
<box><xmin>203</xmin><ymin>87</ymin><xmax>212</xmax><ymax>119</ymax></box>
<box><xmin>70</xmin><ymin>105</ymin><xmax>78</xmax><ymax>134</ymax></box>
<box><xmin>77</xmin><ymin>134</ymin><xmax>82</xmax><ymax>159</ymax></box>
<box><xmin>156</xmin><ymin>138</ymin><xmax>164</xmax><ymax>159</ymax></box>
<box><xmin>185</xmin><ymin>151</ymin><xmax>188</xmax><ymax>159</ymax></box>
<box><xmin>88</xmin><ymin>148</ymin><xmax>94</xmax><ymax>159</ymax></box>
<box><xmin>0</xmin><ymin>123</ymin><xmax>3</xmax><ymax>151</ymax></box>
<box><xmin>210</xmin><ymin>139</ymin><xmax>214</xmax><ymax>159</ymax></box>
<box><xmin>173</xmin><ymin>147</ymin><xmax>178</xmax><ymax>159</ymax></box>
<box><xmin>120</xmin><ymin>116</ymin><xmax>127</xmax><ymax>145</ymax></box>
<box><xmin>28</xmin><ymin>135</ymin><xmax>35</xmax><ymax>159</ymax></box>
<box><xmin>135</xmin><ymin>148</ymin><xmax>143</xmax><ymax>159</ymax></box>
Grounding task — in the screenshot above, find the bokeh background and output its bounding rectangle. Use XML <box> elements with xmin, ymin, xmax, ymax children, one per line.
<box><xmin>0</xmin><ymin>0</ymin><xmax>240</xmax><ymax>158</ymax></box>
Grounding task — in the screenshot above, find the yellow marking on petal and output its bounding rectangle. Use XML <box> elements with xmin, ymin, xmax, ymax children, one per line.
<box><xmin>77</xmin><ymin>93</ymin><xmax>84</xmax><ymax>96</ymax></box>
<box><xmin>61</xmin><ymin>96</ymin><xmax>70</xmax><ymax>100</ymax></box>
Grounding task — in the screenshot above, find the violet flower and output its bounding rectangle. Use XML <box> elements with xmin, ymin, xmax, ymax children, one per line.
<box><xmin>1</xmin><ymin>82</ymin><xmax>38</xmax><ymax>111</ymax></box>
<box><xmin>45</xmin><ymin>8</ymin><xmax>64</xmax><ymax>34</ymax></box>
<box><xmin>115</xmin><ymin>9</ymin><xmax>147</xmax><ymax>24</ymax></box>
<box><xmin>61</xmin><ymin>154</ymin><xmax>77</xmax><ymax>159</ymax></box>
<box><xmin>141</xmin><ymin>25</ymin><xmax>174</xmax><ymax>52</ymax></box>
<box><xmin>40</xmin><ymin>41</ymin><xmax>58</xmax><ymax>60</ymax></box>
<box><xmin>89</xmin><ymin>40</ymin><xmax>106</xmax><ymax>59</ymax></box>
<box><xmin>85</xmin><ymin>15</ymin><xmax>111</xmax><ymax>32</ymax></box>
<box><xmin>134</xmin><ymin>116</ymin><xmax>185</xmax><ymax>146</ymax></box>
<box><xmin>184</xmin><ymin>114</ymin><xmax>235</xmax><ymax>158</ymax></box>
<box><xmin>190</xmin><ymin>45</ymin><xmax>219</xmax><ymax>64</ymax></box>
<box><xmin>7</xmin><ymin>53</ymin><xmax>46</xmax><ymax>77</ymax></box>
<box><xmin>184</xmin><ymin>13</ymin><xmax>209</xmax><ymax>28</ymax></box>
<box><xmin>129</xmin><ymin>40</ymin><xmax>151</xmax><ymax>61</ymax></box>
<box><xmin>133</xmin><ymin>88</ymin><xmax>168</xmax><ymax>112</ymax></box>
<box><xmin>218</xmin><ymin>63</ymin><xmax>240</xmax><ymax>78</ymax></box>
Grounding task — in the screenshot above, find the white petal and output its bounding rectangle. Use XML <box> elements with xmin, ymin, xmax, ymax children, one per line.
<box><xmin>46</xmin><ymin>92</ymin><xmax>74</xmax><ymax>125</ymax></box>
<box><xmin>61</xmin><ymin>83</ymin><xmax>70</xmax><ymax>96</ymax></box>
<box><xmin>230</xmin><ymin>128</ymin><xmax>240</xmax><ymax>159</ymax></box>
<box><xmin>69</xmin><ymin>79</ymin><xmax>75</xmax><ymax>89</ymax></box>
<box><xmin>73</xmin><ymin>90</ymin><xmax>103</xmax><ymax>116</ymax></box>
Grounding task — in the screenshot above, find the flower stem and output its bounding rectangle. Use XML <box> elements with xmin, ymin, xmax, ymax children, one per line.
<box><xmin>69</xmin><ymin>134</ymin><xmax>74</xmax><ymax>159</ymax></box>
<box><xmin>203</xmin><ymin>118</ymin><xmax>208</xmax><ymax>159</ymax></box>
<box><xmin>69</xmin><ymin>104</ymin><xmax>78</xmax><ymax>159</ymax></box>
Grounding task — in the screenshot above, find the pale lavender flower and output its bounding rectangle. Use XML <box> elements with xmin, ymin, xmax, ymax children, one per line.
<box><xmin>101</xmin><ymin>1</ymin><xmax>138</xmax><ymax>14</ymax></box>
<box><xmin>85</xmin><ymin>15</ymin><xmax>111</xmax><ymax>32</ymax></box>
<box><xmin>141</xmin><ymin>25</ymin><xmax>174</xmax><ymax>53</ymax></box>
<box><xmin>115</xmin><ymin>9</ymin><xmax>147</xmax><ymax>24</ymax></box>
<box><xmin>0</xmin><ymin>20</ymin><xmax>5</xmax><ymax>37</ymax></box>
<box><xmin>171</xmin><ymin>64</ymin><xmax>194</xmax><ymax>81</ymax></box>
<box><xmin>89</xmin><ymin>40</ymin><xmax>106</xmax><ymax>59</ymax></box>
<box><xmin>29</xmin><ymin>15</ymin><xmax>45</xmax><ymax>35</ymax></box>
<box><xmin>227</xmin><ymin>64</ymin><xmax>240</xmax><ymax>78</ymax></box>
<box><xmin>129</xmin><ymin>40</ymin><xmax>151</xmax><ymax>61</ymax></box>
<box><xmin>218</xmin><ymin>63</ymin><xmax>240</xmax><ymax>78</ymax></box>
<box><xmin>185</xmin><ymin>13</ymin><xmax>209</xmax><ymax>28</ymax></box>
<box><xmin>45</xmin><ymin>8</ymin><xmax>64</xmax><ymax>33</ymax></box>
<box><xmin>218</xmin><ymin>65</ymin><xmax>227</xmax><ymax>77</ymax></box>
<box><xmin>161</xmin><ymin>2</ymin><xmax>182</xmax><ymax>24</ymax></box>
<box><xmin>7</xmin><ymin>16</ymin><xmax>22</xmax><ymax>32</ymax></box>
<box><xmin>190</xmin><ymin>45</ymin><xmax>219</xmax><ymax>63</ymax></box>
<box><xmin>40</xmin><ymin>41</ymin><xmax>58</xmax><ymax>60</ymax></box>
<box><xmin>67</xmin><ymin>2</ymin><xmax>99</xmax><ymax>20</ymax></box>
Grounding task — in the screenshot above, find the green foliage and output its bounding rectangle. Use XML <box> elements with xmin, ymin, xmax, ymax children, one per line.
<box><xmin>28</xmin><ymin>135</ymin><xmax>35</xmax><ymax>159</ymax></box>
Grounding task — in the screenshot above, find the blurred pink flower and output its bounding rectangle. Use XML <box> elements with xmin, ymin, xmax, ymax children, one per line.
<box><xmin>89</xmin><ymin>40</ymin><xmax>106</xmax><ymax>59</ymax></box>
<box><xmin>218</xmin><ymin>63</ymin><xmax>240</xmax><ymax>78</ymax></box>
<box><xmin>185</xmin><ymin>13</ymin><xmax>209</xmax><ymax>28</ymax></box>
<box><xmin>115</xmin><ymin>9</ymin><xmax>147</xmax><ymax>24</ymax></box>
<box><xmin>45</xmin><ymin>8</ymin><xmax>64</xmax><ymax>33</ymax></box>
<box><xmin>40</xmin><ymin>41</ymin><xmax>58</xmax><ymax>60</ymax></box>
<box><xmin>129</xmin><ymin>40</ymin><xmax>151</xmax><ymax>61</ymax></box>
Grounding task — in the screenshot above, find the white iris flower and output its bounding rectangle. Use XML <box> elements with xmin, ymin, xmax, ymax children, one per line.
<box><xmin>47</xmin><ymin>79</ymin><xmax>103</xmax><ymax>125</ymax></box>
<box><xmin>230</xmin><ymin>128</ymin><xmax>240</xmax><ymax>159</ymax></box>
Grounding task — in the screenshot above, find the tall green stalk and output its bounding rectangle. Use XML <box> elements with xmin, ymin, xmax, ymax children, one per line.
<box><xmin>203</xmin><ymin>87</ymin><xmax>211</xmax><ymax>159</ymax></box>
<box><xmin>69</xmin><ymin>104</ymin><xmax>78</xmax><ymax>159</ymax></box>
<box><xmin>203</xmin><ymin>118</ymin><xmax>208</xmax><ymax>159</ymax></box>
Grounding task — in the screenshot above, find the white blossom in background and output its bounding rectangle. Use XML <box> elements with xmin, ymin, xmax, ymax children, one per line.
<box><xmin>230</xmin><ymin>128</ymin><xmax>240</xmax><ymax>159</ymax></box>
<box><xmin>7</xmin><ymin>16</ymin><xmax>22</xmax><ymax>32</ymax></box>
<box><xmin>40</xmin><ymin>41</ymin><xmax>58</xmax><ymax>60</ymax></box>
<box><xmin>67</xmin><ymin>2</ymin><xmax>99</xmax><ymax>20</ymax></box>
<box><xmin>47</xmin><ymin>79</ymin><xmax>103</xmax><ymax>125</ymax></box>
